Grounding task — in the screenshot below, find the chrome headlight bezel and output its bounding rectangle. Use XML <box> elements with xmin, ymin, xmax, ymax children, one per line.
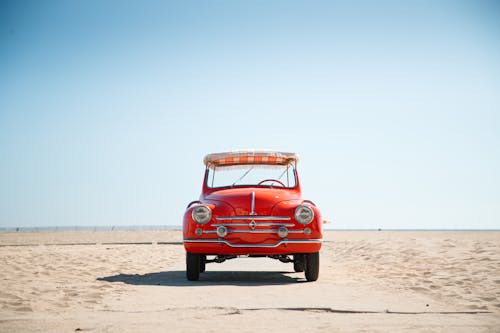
<box><xmin>191</xmin><ymin>205</ymin><xmax>212</xmax><ymax>224</ymax></box>
<box><xmin>294</xmin><ymin>205</ymin><xmax>314</xmax><ymax>225</ymax></box>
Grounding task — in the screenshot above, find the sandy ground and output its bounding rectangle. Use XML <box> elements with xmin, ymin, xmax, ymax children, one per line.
<box><xmin>0</xmin><ymin>230</ymin><xmax>499</xmax><ymax>332</ymax></box>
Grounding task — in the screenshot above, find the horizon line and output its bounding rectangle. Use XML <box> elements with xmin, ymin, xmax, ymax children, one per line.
<box><xmin>0</xmin><ymin>225</ymin><xmax>499</xmax><ymax>233</ymax></box>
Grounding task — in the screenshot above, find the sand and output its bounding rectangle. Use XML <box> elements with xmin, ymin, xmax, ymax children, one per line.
<box><xmin>1</xmin><ymin>230</ymin><xmax>499</xmax><ymax>332</ymax></box>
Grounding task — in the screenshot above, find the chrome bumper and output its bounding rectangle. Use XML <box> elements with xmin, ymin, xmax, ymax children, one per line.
<box><xmin>183</xmin><ymin>238</ymin><xmax>322</xmax><ymax>248</ymax></box>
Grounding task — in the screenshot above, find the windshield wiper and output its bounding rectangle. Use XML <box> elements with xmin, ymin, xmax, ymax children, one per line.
<box><xmin>277</xmin><ymin>167</ymin><xmax>288</xmax><ymax>181</ymax></box>
<box><xmin>232</xmin><ymin>167</ymin><xmax>254</xmax><ymax>186</ymax></box>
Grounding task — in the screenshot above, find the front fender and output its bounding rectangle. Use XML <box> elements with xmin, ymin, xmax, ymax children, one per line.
<box><xmin>270</xmin><ymin>200</ymin><xmax>323</xmax><ymax>237</ymax></box>
<box><xmin>183</xmin><ymin>200</ymin><xmax>234</xmax><ymax>238</ymax></box>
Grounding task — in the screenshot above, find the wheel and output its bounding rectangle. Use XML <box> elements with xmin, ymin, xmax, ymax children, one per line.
<box><xmin>186</xmin><ymin>252</ymin><xmax>200</xmax><ymax>281</ymax></box>
<box><xmin>200</xmin><ymin>255</ymin><xmax>206</xmax><ymax>273</ymax></box>
<box><xmin>293</xmin><ymin>254</ymin><xmax>304</xmax><ymax>272</ymax></box>
<box><xmin>305</xmin><ymin>252</ymin><xmax>319</xmax><ymax>281</ymax></box>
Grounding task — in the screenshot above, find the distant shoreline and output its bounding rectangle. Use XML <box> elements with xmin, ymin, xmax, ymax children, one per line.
<box><xmin>0</xmin><ymin>226</ymin><xmax>498</xmax><ymax>233</ymax></box>
<box><xmin>0</xmin><ymin>225</ymin><xmax>181</xmax><ymax>233</ymax></box>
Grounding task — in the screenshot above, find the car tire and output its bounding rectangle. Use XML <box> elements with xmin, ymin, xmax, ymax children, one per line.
<box><xmin>186</xmin><ymin>252</ymin><xmax>200</xmax><ymax>281</ymax></box>
<box><xmin>293</xmin><ymin>254</ymin><xmax>304</xmax><ymax>272</ymax></box>
<box><xmin>305</xmin><ymin>252</ymin><xmax>319</xmax><ymax>282</ymax></box>
<box><xmin>200</xmin><ymin>255</ymin><xmax>206</xmax><ymax>273</ymax></box>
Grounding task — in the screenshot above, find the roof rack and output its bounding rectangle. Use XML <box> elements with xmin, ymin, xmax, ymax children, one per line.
<box><xmin>204</xmin><ymin>150</ymin><xmax>299</xmax><ymax>168</ymax></box>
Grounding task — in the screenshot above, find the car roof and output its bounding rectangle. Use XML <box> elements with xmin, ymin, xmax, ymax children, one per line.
<box><xmin>203</xmin><ymin>150</ymin><xmax>299</xmax><ymax>168</ymax></box>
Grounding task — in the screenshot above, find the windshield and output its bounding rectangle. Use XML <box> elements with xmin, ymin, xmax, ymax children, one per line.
<box><xmin>206</xmin><ymin>164</ymin><xmax>297</xmax><ymax>188</ymax></box>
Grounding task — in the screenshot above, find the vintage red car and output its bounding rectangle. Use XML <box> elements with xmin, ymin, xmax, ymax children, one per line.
<box><xmin>183</xmin><ymin>150</ymin><xmax>323</xmax><ymax>281</ymax></box>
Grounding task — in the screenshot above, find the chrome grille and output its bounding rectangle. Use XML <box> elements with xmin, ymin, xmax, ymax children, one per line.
<box><xmin>203</xmin><ymin>229</ymin><xmax>303</xmax><ymax>234</ymax></box>
<box><xmin>208</xmin><ymin>215</ymin><xmax>302</xmax><ymax>236</ymax></box>
<box><xmin>216</xmin><ymin>216</ymin><xmax>291</xmax><ymax>221</ymax></box>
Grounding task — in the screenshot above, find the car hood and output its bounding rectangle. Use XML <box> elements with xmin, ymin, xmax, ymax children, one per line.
<box><xmin>202</xmin><ymin>187</ymin><xmax>302</xmax><ymax>216</ymax></box>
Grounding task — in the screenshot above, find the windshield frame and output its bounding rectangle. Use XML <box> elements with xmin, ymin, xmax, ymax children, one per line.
<box><xmin>204</xmin><ymin>162</ymin><xmax>299</xmax><ymax>190</ymax></box>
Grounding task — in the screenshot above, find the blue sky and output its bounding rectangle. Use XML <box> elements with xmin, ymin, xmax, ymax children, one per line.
<box><xmin>1</xmin><ymin>0</ymin><xmax>499</xmax><ymax>229</ymax></box>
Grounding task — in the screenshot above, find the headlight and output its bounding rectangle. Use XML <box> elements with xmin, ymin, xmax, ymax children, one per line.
<box><xmin>191</xmin><ymin>205</ymin><xmax>212</xmax><ymax>224</ymax></box>
<box><xmin>294</xmin><ymin>205</ymin><xmax>314</xmax><ymax>225</ymax></box>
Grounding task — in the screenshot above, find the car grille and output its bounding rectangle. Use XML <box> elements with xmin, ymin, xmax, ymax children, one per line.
<box><xmin>204</xmin><ymin>215</ymin><xmax>306</xmax><ymax>235</ymax></box>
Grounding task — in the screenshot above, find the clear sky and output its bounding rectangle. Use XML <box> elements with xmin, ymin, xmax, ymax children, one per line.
<box><xmin>1</xmin><ymin>0</ymin><xmax>499</xmax><ymax>229</ymax></box>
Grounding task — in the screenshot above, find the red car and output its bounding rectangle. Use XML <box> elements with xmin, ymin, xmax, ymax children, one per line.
<box><xmin>183</xmin><ymin>150</ymin><xmax>323</xmax><ymax>281</ymax></box>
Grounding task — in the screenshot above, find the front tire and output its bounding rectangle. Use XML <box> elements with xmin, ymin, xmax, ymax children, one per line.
<box><xmin>305</xmin><ymin>252</ymin><xmax>319</xmax><ymax>281</ymax></box>
<box><xmin>293</xmin><ymin>254</ymin><xmax>304</xmax><ymax>272</ymax></box>
<box><xmin>200</xmin><ymin>255</ymin><xmax>206</xmax><ymax>273</ymax></box>
<box><xmin>186</xmin><ymin>252</ymin><xmax>200</xmax><ymax>281</ymax></box>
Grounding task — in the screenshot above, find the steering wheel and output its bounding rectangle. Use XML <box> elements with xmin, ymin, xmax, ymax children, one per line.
<box><xmin>257</xmin><ymin>179</ymin><xmax>286</xmax><ymax>187</ymax></box>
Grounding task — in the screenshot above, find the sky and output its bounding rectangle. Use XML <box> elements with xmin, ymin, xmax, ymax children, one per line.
<box><xmin>0</xmin><ymin>0</ymin><xmax>499</xmax><ymax>229</ymax></box>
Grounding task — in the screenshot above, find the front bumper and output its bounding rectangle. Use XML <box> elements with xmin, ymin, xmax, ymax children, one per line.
<box><xmin>183</xmin><ymin>238</ymin><xmax>322</xmax><ymax>255</ymax></box>
<box><xmin>184</xmin><ymin>238</ymin><xmax>321</xmax><ymax>248</ymax></box>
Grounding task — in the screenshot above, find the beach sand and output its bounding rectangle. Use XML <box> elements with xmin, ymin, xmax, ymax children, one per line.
<box><xmin>1</xmin><ymin>230</ymin><xmax>499</xmax><ymax>332</ymax></box>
